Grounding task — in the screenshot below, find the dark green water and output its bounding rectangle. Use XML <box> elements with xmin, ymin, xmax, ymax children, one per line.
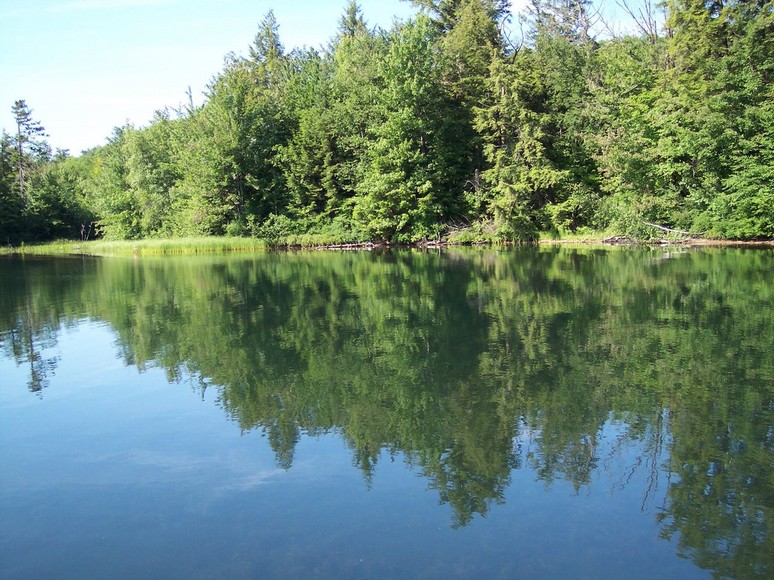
<box><xmin>1</xmin><ymin>247</ymin><xmax>772</xmax><ymax>578</ymax></box>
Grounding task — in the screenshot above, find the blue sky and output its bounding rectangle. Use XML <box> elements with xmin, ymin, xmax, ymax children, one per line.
<box><xmin>0</xmin><ymin>0</ymin><xmax>421</xmax><ymax>154</ymax></box>
<box><xmin>1</xmin><ymin>1</ymin><xmax>635</xmax><ymax>155</ymax></box>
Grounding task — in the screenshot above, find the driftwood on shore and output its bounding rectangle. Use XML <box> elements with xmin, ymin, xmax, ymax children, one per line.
<box><xmin>600</xmin><ymin>235</ymin><xmax>687</xmax><ymax>246</ymax></box>
<box><xmin>641</xmin><ymin>221</ymin><xmax>697</xmax><ymax>237</ymax></box>
<box><xmin>600</xmin><ymin>222</ymin><xmax>701</xmax><ymax>246</ymax></box>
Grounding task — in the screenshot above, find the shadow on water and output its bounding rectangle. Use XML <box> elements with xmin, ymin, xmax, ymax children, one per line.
<box><xmin>1</xmin><ymin>247</ymin><xmax>773</xmax><ymax>576</ymax></box>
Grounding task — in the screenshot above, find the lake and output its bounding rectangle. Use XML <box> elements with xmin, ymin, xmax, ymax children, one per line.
<box><xmin>1</xmin><ymin>247</ymin><xmax>772</xmax><ymax>578</ymax></box>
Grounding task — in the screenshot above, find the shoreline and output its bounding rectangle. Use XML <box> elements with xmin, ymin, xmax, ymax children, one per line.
<box><xmin>540</xmin><ymin>237</ymin><xmax>774</xmax><ymax>248</ymax></box>
<box><xmin>303</xmin><ymin>237</ymin><xmax>774</xmax><ymax>250</ymax></box>
<box><xmin>3</xmin><ymin>236</ymin><xmax>773</xmax><ymax>257</ymax></box>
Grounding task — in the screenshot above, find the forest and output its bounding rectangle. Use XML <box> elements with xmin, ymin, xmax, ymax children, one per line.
<box><xmin>1</xmin><ymin>0</ymin><xmax>772</xmax><ymax>245</ymax></box>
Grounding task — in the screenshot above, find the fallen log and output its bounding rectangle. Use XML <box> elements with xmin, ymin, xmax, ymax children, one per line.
<box><xmin>642</xmin><ymin>222</ymin><xmax>696</xmax><ymax>237</ymax></box>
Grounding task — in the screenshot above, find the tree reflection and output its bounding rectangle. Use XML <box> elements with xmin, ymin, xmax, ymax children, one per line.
<box><xmin>0</xmin><ymin>256</ymin><xmax>90</xmax><ymax>394</ymax></box>
<box><xmin>0</xmin><ymin>248</ymin><xmax>772</xmax><ymax>574</ymax></box>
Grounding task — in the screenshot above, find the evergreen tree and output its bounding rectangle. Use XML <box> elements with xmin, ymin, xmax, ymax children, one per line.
<box><xmin>404</xmin><ymin>0</ymin><xmax>510</xmax><ymax>31</ymax></box>
<box><xmin>475</xmin><ymin>53</ymin><xmax>568</xmax><ymax>240</ymax></box>
<box><xmin>355</xmin><ymin>17</ymin><xmax>463</xmax><ymax>241</ymax></box>
<box><xmin>337</xmin><ymin>0</ymin><xmax>369</xmax><ymax>38</ymax></box>
<box><xmin>278</xmin><ymin>49</ymin><xmax>338</xmax><ymax>222</ymax></box>
<box><xmin>658</xmin><ymin>0</ymin><xmax>774</xmax><ymax>237</ymax></box>
<box><xmin>249</xmin><ymin>10</ymin><xmax>286</xmax><ymax>88</ymax></box>
<box><xmin>0</xmin><ymin>131</ymin><xmax>23</xmax><ymax>244</ymax></box>
<box><xmin>440</xmin><ymin>0</ymin><xmax>504</xmax><ymax>220</ymax></box>
<box><xmin>10</xmin><ymin>100</ymin><xmax>48</xmax><ymax>205</ymax></box>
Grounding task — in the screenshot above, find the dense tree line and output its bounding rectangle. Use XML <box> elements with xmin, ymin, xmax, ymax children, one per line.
<box><xmin>2</xmin><ymin>0</ymin><xmax>772</xmax><ymax>245</ymax></box>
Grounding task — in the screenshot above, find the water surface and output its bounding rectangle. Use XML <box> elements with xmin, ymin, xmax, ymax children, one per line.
<box><xmin>1</xmin><ymin>248</ymin><xmax>772</xmax><ymax>578</ymax></box>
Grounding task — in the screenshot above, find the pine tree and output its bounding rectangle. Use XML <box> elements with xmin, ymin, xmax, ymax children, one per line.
<box><xmin>404</xmin><ymin>0</ymin><xmax>510</xmax><ymax>31</ymax></box>
<box><xmin>355</xmin><ymin>17</ymin><xmax>462</xmax><ymax>241</ymax></box>
<box><xmin>0</xmin><ymin>131</ymin><xmax>23</xmax><ymax>243</ymax></box>
<box><xmin>474</xmin><ymin>54</ymin><xmax>568</xmax><ymax>239</ymax></box>
<box><xmin>10</xmin><ymin>100</ymin><xmax>48</xmax><ymax>204</ymax></box>
<box><xmin>337</xmin><ymin>0</ymin><xmax>369</xmax><ymax>38</ymax></box>
<box><xmin>249</xmin><ymin>10</ymin><xmax>286</xmax><ymax>88</ymax></box>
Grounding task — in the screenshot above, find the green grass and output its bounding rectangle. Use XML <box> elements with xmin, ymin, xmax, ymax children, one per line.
<box><xmin>538</xmin><ymin>229</ymin><xmax>613</xmax><ymax>245</ymax></box>
<box><xmin>2</xmin><ymin>227</ymin><xmax>693</xmax><ymax>258</ymax></box>
<box><xmin>1</xmin><ymin>237</ymin><xmax>268</xmax><ymax>257</ymax></box>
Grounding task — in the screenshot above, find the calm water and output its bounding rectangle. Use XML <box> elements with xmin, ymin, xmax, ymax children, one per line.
<box><xmin>1</xmin><ymin>247</ymin><xmax>772</xmax><ymax>578</ymax></box>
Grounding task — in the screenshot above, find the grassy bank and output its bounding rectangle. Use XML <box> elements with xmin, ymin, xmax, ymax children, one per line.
<box><xmin>1</xmin><ymin>237</ymin><xmax>268</xmax><ymax>257</ymax></box>
<box><xmin>0</xmin><ymin>234</ymin><xmax>569</xmax><ymax>256</ymax></box>
<box><xmin>3</xmin><ymin>232</ymin><xmax>771</xmax><ymax>258</ymax></box>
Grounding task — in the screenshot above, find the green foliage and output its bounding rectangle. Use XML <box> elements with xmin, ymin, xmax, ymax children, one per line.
<box><xmin>404</xmin><ymin>0</ymin><xmax>510</xmax><ymax>31</ymax></box>
<box><xmin>279</xmin><ymin>49</ymin><xmax>347</xmax><ymax>220</ymax></box>
<box><xmin>10</xmin><ymin>99</ymin><xmax>49</xmax><ymax>204</ymax></box>
<box><xmin>354</xmin><ymin>16</ymin><xmax>464</xmax><ymax>242</ymax></box>
<box><xmin>169</xmin><ymin>46</ymin><xmax>292</xmax><ymax>236</ymax></box>
<box><xmin>0</xmin><ymin>102</ymin><xmax>94</xmax><ymax>243</ymax></box>
<box><xmin>440</xmin><ymin>0</ymin><xmax>501</xmax><ymax>106</ymax></box>
<box><xmin>254</xmin><ymin>213</ymin><xmax>300</xmax><ymax>246</ymax></box>
<box><xmin>87</xmin><ymin>126</ymin><xmax>139</xmax><ymax>239</ymax></box>
<box><xmin>475</xmin><ymin>53</ymin><xmax>567</xmax><ymax>240</ymax></box>
<box><xmin>25</xmin><ymin>155</ymin><xmax>94</xmax><ymax>240</ymax></box>
<box><xmin>0</xmin><ymin>132</ymin><xmax>23</xmax><ymax>244</ymax></box>
<box><xmin>4</xmin><ymin>0</ymin><xmax>773</xmax><ymax>243</ymax></box>
<box><xmin>337</xmin><ymin>0</ymin><xmax>369</xmax><ymax>38</ymax></box>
